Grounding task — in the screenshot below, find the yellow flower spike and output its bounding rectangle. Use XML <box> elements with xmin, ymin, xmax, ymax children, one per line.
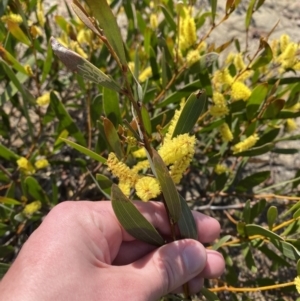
<box><xmin>212</xmin><ymin>92</ymin><xmax>226</xmax><ymax>106</ymax></box>
<box><xmin>279</xmin><ymin>34</ymin><xmax>290</xmax><ymax>53</ymax></box>
<box><xmin>159</xmin><ymin>134</ymin><xmax>196</xmax><ymax>166</ymax></box>
<box><xmin>77</xmin><ymin>29</ymin><xmax>92</xmax><ymax>45</ymax></box>
<box><xmin>236</xmin><ymin>70</ymin><xmax>253</xmax><ymax>82</ymax></box>
<box><xmin>295</xmin><ymin>276</ymin><xmax>300</xmax><ymax>294</ymax></box>
<box><xmin>293</xmin><ymin>61</ymin><xmax>300</xmax><ymax>71</ymax></box>
<box><xmin>219</xmin><ymin>123</ymin><xmax>233</xmax><ymax>142</ymax></box>
<box><xmin>70</xmin><ymin>41</ymin><xmax>88</xmax><ymax>59</ymax></box>
<box><xmin>132</xmin><ymin>148</ymin><xmax>147</xmax><ymax>158</ymax></box>
<box><xmin>170</xmin><ymin>152</ymin><xmax>194</xmax><ymax>184</ymax></box>
<box><xmin>128</xmin><ymin>62</ymin><xmax>135</xmax><ymax>73</ymax></box>
<box><xmin>24</xmin><ymin>65</ymin><xmax>34</xmax><ymax>77</ymax></box>
<box><xmin>17</xmin><ymin>157</ymin><xmax>35</xmax><ymax>174</ymax></box>
<box><xmin>125</xmin><ymin>136</ymin><xmax>137</xmax><ymax>147</ymax></box>
<box><xmin>23</xmin><ymin>201</ymin><xmax>42</xmax><ymax>215</ymax></box>
<box><xmin>231</xmin><ymin>81</ymin><xmax>251</xmax><ymax>101</ymax></box>
<box><xmin>35</xmin><ymin>158</ymin><xmax>49</xmax><ymax>169</ymax></box>
<box><xmin>1</xmin><ymin>13</ymin><xmax>23</xmax><ymax>24</ymax></box>
<box><xmin>280</xmin><ymin>42</ymin><xmax>298</xmax><ymax>69</ymax></box>
<box><xmin>135</xmin><ymin>177</ymin><xmax>161</xmax><ymax>202</ymax></box>
<box><xmin>107</xmin><ymin>153</ymin><xmax>138</xmax><ymax>186</ymax></box>
<box><xmin>214</xmin><ymin>164</ymin><xmax>228</xmax><ymax>175</ymax></box>
<box><xmin>179</xmin><ymin>35</ymin><xmax>188</xmax><ymax>51</ymax></box>
<box><xmin>213</xmin><ymin>69</ymin><xmax>234</xmax><ymax>87</ymax></box>
<box><xmin>118</xmin><ymin>182</ymin><xmax>131</xmax><ymax>197</ymax></box>
<box><xmin>30</xmin><ymin>25</ymin><xmax>42</xmax><ymax>39</ymax></box>
<box><xmin>286</xmin><ymin>119</ymin><xmax>297</xmax><ymax>132</ymax></box>
<box><xmin>209</xmin><ymin>104</ymin><xmax>229</xmax><ymax>117</ymax></box>
<box><xmin>197</xmin><ymin>41</ymin><xmax>207</xmax><ymax>52</ymax></box>
<box><xmin>36</xmin><ymin>92</ymin><xmax>51</xmax><ymax>106</ymax></box>
<box><xmin>132</xmin><ymin>160</ymin><xmax>150</xmax><ymax>173</ymax></box>
<box><xmin>225</xmin><ymin>52</ymin><xmax>235</xmax><ymax>65</ymax></box>
<box><xmin>234</xmin><ymin>53</ymin><xmax>245</xmax><ymax>71</ymax></box>
<box><xmin>186</xmin><ymin>49</ymin><xmax>200</xmax><ymax>66</ymax></box>
<box><xmin>165</xmin><ymin>100</ymin><xmax>185</xmax><ymax>142</ymax></box>
<box><xmin>138</xmin><ymin>66</ymin><xmax>152</xmax><ymax>82</ymax></box>
<box><xmin>37</xmin><ymin>0</ymin><xmax>45</xmax><ymax>27</ymax></box>
<box><xmin>150</xmin><ymin>14</ymin><xmax>158</xmax><ymax>30</ymax></box>
<box><xmin>232</xmin><ymin>134</ymin><xmax>259</xmax><ymax>154</ymax></box>
<box><xmin>183</xmin><ymin>17</ymin><xmax>197</xmax><ymax>48</ymax></box>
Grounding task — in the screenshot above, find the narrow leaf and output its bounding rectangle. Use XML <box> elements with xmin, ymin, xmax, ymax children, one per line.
<box><xmin>262</xmin><ymin>99</ymin><xmax>285</xmax><ymax>119</ymax></box>
<box><xmin>211</xmin><ymin>0</ymin><xmax>218</xmax><ymax>23</ymax></box>
<box><xmin>0</xmin><ymin>143</ymin><xmax>19</xmax><ymax>161</ymax></box>
<box><xmin>246</xmin><ymin>224</ymin><xmax>283</xmax><ymax>241</ymax></box>
<box><xmin>103</xmin><ymin>117</ymin><xmax>123</xmax><ymax>159</ymax></box>
<box><xmin>245</xmin><ymin>0</ymin><xmax>256</xmax><ymax>29</ymax></box>
<box><xmin>60</xmin><ymin>138</ymin><xmax>106</xmax><ymax>163</ymax></box>
<box><xmin>236</xmin><ymin>171</ymin><xmax>270</xmax><ymax>192</ymax></box>
<box><xmin>0</xmin><ymin>197</ymin><xmax>21</xmax><ymax>205</ymax></box>
<box><xmin>212</xmin><ymin>235</ymin><xmax>231</xmax><ymax>250</ymax></box>
<box><xmin>251</xmin><ymin>40</ymin><xmax>273</xmax><ymax>70</ymax></box>
<box><xmin>141</xmin><ymin>105</ymin><xmax>152</xmax><ymax>136</ymax></box>
<box><xmin>24</xmin><ymin>176</ymin><xmax>49</xmax><ymax>205</ymax></box>
<box><xmin>84</xmin><ymin>0</ymin><xmax>127</xmax><ymax>65</ymax></box>
<box><xmin>96</xmin><ymin>174</ymin><xmax>112</xmax><ymax>199</ymax></box>
<box><xmin>50</xmin><ymin>37</ymin><xmax>121</xmax><ymax>92</ymax></box>
<box><xmin>267</xmin><ymin>206</ymin><xmax>278</xmax><ymax>230</ymax></box>
<box><xmin>152</xmin><ymin>150</ymin><xmax>181</xmax><ymax>223</ymax></box>
<box><xmin>172</xmin><ymin>90</ymin><xmax>206</xmax><ymax>138</ymax></box>
<box><xmin>271</xmin><ymin>239</ymin><xmax>300</xmax><ymax>260</ymax></box>
<box><xmin>111</xmin><ymin>184</ymin><xmax>165</xmax><ymax>246</ymax></box>
<box><xmin>177</xmin><ymin>195</ymin><xmax>198</xmax><ymax>240</ymax></box>
<box><xmin>6</xmin><ymin>20</ymin><xmax>30</xmax><ymax>46</ymax></box>
<box><xmin>103</xmin><ymin>87</ymin><xmax>122</xmax><ymax>127</ymax></box>
<box><xmin>246</xmin><ymin>83</ymin><xmax>268</xmax><ymax>120</ymax></box>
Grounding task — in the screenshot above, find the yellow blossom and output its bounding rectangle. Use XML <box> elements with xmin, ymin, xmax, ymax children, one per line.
<box><xmin>159</xmin><ymin>133</ymin><xmax>195</xmax><ymax>165</ymax></box>
<box><xmin>77</xmin><ymin>28</ymin><xmax>92</xmax><ymax>45</ymax></box>
<box><xmin>35</xmin><ymin>158</ymin><xmax>49</xmax><ymax>169</ymax></box>
<box><xmin>225</xmin><ymin>52</ymin><xmax>235</xmax><ymax>65</ymax></box>
<box><xmin>139</xmin><ymin>66</ymin><xmax>152</xmax><ymax>82</ymax></box>
<box><xmin>213</xmin><ymin>69</ymin><xmax>233</xmax><ymax>88</ymax></box>
<box><xmin>1</xmin><ymin>13</ymin><xmax>23</xmax><ymax>24</ymax></box>
<box><xmin>186</xmin><ymin>49</ymin><xmax>200</xmax><ymax>66</ymax></box>
<box><xmin>30</xmin><ymin>25</ymin><xmax>42</xmax><ymax>38</ymax></box>
<box><xmin>164</xmin><ymin>100</ymin><xmax>185</xmax><ymax>142</ymax></box>
<box><xmin>36</xmin><ymin>92</ymin><xmax>50</xmax><ymax>106</ymax></box>
<box><xmin>132</xmin><ymin>160</ymin><xmax>150</xmax><ymax>173</ymax></box>
<box><xmin>286</xmin><ymin>119</ymin><xmax>297</xmax><ymax>132</ymax></box>
<box><xmin>295</xmin><ymin>276</ymin><xmax>300</xmax><ymax>294</ymax></box>
<box><xmin>212</xmin><ymin>92</ymin><xmax>226</xmax><ymax>106</ymax></box>
<box><xmin>170</xmin><ymin>152</ymin><xmax>194</xmax><ymax>184</ymax></box>
<box><xmin>135</xmin><ymin>177</ymin><xmax>161</xmax><ymax>201</ymax></box>
<box><xmin>150</xmin><ymin>14</ymin><xmax>158</xmax><ymax>29</ymax></box>
<box><xmin>23</xmin><ymin>201</ymin><xmax>42</xmax><ymax>215</ymax></box>
<box><xmin>107</xmin><ymin>153</ymin><xmax>138</xmax><ymax>186</ymax></box>
<box><xmin>197</xmin><ymin>41</ymin><xmax>207</xmax><ymax>52</ymax></box>
<box><xmin>293</xmin><ymin>61</ymin><xmax>300</xmax><ymax>70</ymax></box>
<box><xmin>279</xmin><ymin>42</ymin><xmax>298</xmax><ymax>69</ymax></box>
<box><xmin>37</xmin><ymin>0</ymin><xmax>45</xmax><ymax>27</ymax></box>
<box><xmin>219</xmin><ymin>123</ymin><xmax>233</xmax><ymax>142</ymax></box>
<box><xmin>183</xmin><ymin>17</ymin><xmax>197</xmax><ymax>48</ymax></box>
<box><xmin>214</xmin><ymin>164</ymin><xmax>228</xmax><ymax>175</ymax></box>
<box><xmin>236</xmin><ymin>70</ymin><xmax>253</xmax><ymax>82</ymax></box>
<box><xmin>179</xmin><ymin>35</ymin><xmax>188</xmax><ymax>51</ymax></box>
<box><xmin>70</xmin><ymin>41</ymin><xmax>88</xmax><ymax>59</ymax></box>
<box><xmin>280</xmin><ymin>34</ymin><xmax>290</xmax><ymax>53</ymax></box>
<box><xmin>132</xmin><ymin>148</ymin><xmax>147</xmax><ymax>158</ymax></box>
<box><xmin>126</xmin><ymin>136</ymin><xmax>137</xmax><ymax>146</ymax></box>
<box><xmin>128</xmin><ymin>62</ymin><xmax>135</xmax><ymax>73</ymax></box>
<box><xmin>231</xmin><ymin>81</ymin><xmax>251</xmax><ymax>101</ymax></box>
<box><xmin>17</xmin><ymin>157</ymin><xmax>35</xmax><ymax>174</ymax></box>
<box><xmin>232</xmin><ymin>134</ymin><xmax>259</xmax><ymax>154</ymax></box>
<box><xmin>209</xmin><ymin>105</ymin><xmax>229</xmax><ymax>117</ymax></box>
<box><xmin>24</xmin><ymin>65</ymin><xmax>34</xmax><ymax>77</ymax></box>
<box><xmin>234</xmin><ymin>53</ymin><xmax>245</xmax><ymax>71</ymax></box>
<box><xmin>287</xmin><ymin>103</ymin><xmax>300</xmax><ymax>112</ymax></box>
<box><xmin>118</xmin><ymin>182</ymin><xmax>131</xmax><ymax>197</ymax></box>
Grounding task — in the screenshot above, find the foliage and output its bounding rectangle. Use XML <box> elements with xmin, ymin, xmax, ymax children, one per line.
<box><xmin>0</xmin><ymin>0</ymin><xmax>300</xmax><ymax>300</ymax></box>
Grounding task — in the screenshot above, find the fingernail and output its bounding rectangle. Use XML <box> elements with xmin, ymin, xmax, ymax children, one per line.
<box><xmin>182</xmin><ymin>243</ymin><xmax>205</xmax><ymax>274</ymax></box>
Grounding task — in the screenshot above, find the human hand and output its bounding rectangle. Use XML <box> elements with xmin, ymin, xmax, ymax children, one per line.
<box><xmin>0</xmin><ymin>201</ymin><xmax>224</xmax><ymax>301</ymax></box>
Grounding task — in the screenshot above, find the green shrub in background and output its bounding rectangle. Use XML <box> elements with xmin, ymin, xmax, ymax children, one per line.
<box><xmin>0</xmin><ymin>0</ymin><xmax>300</xmax><ymax>299</ymax></box>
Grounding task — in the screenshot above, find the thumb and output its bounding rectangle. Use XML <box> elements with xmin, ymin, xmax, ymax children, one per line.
<box><xmin>126</xmin><ymin>239</ymin><xmax>207</xmax><ymax>301</ymax></box>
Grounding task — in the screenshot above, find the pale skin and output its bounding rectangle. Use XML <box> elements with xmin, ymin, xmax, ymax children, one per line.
<box><xmin>0</xmin><ymin>201</ymin><xmax>225</xmax><ymax>301</ymax></box>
